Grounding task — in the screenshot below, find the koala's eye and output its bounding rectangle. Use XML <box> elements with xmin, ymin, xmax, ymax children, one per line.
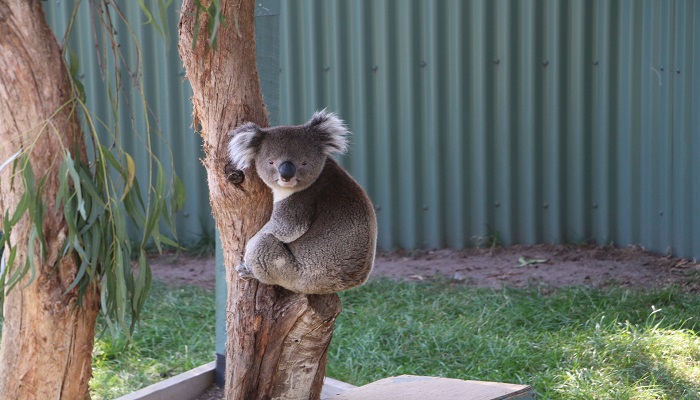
<box><xmin>301</xmin><ymin>161</ymin><xmax>307</xmax><ymax>166</ymax></box>
<box><xmin>268</xmin><ymin>160</ymin><xmax>274</xmax><ymax>165</ymax></box>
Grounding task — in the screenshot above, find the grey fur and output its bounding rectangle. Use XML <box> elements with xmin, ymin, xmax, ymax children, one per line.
<box><xmin>228</xmin><ymin>122</ymin><xmax>261</xmax><ymax>170</ymax></box>
<box><xmin>307</xmin><ymin>109</ymin><xmax>350</xmax><ymax>155</ymax></box>
<box><xmin>228</xmin><ymin>110</ymin><xmax>377</xmax><ymax>294</ymax></box>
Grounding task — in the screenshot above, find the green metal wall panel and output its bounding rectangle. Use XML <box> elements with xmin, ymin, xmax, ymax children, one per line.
<box><xmin>42</xmin><ymin>1</ymin><xmax>700</xmax><ymax>260</ymax></box>
<box><xmin>279</xmin><ymin>0</ymin><xmax>700</xmax><ymax>260</ymax></box>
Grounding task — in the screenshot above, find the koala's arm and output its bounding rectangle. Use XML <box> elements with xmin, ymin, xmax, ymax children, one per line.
<box><xmin>261</xmin><ymin>197</ymin><xmax>315</xmax><ymax>243</ymax></box>
<box><xmin>240</xmin><ymin>197</ymin><xmax>315</xmax><ymax>288</ymax></box>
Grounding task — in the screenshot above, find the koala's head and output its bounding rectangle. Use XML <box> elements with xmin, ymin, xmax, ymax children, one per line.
<box><xmin>228</xmin><ymin>110</ymin><xmax>349</xmax><ymax>199</ymax></box>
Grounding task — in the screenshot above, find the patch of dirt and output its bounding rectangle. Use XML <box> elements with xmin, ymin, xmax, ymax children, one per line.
<box><xmin>149</xmin><ymin>253</ymin><xmax>218</xmax><ymax>290</ymax></box>
<box><xmin>149</xmin><ymin>244</ymin><xmax>700</xmax><ymax>293</ymax></box>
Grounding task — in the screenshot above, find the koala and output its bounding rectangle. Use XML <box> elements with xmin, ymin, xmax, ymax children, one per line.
<box><xmin>227</xmin><ymin>110</ymin><xmax>377</xmax><ymax>294</ymax></box>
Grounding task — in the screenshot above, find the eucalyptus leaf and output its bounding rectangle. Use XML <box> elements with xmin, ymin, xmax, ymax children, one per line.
<box><xmin>120</xmin><ymin>152</ymin><xmax>136</xmax><ymax>202</ymax></box>
<box><xmin>23</xmin><ymin>161</ymin><xmax>36</xmax><ymax>207</ymax></box>
<box><xmin>67</xmin><ymin>48</ymin><xmax>86</xmax><ymax>102</ymax></box>
<box><xmin>135</xmin><ymin>0</ymin><xmax>173</xmax><ymax>43</ymax></box>
<box><xmin>135</xmin><ymin>0</ymin><xmax>159</xmax><ymax>32</ymax></box>
<box><xmin>33</xmin><ymin>176</ymin><xmax>47</xmax><ymax>260</ymax></box>
<box><xmin>65</xmin><ymin>256</ymin><xmax>89</xmax><ymax>294</ymax></box>
<box><xmin>71</xmin><ymin>234</ymin><xmax>88</xmax><ymax>264</ymax></box>
<box><xmin>24</xmin><ymin>229</ymin><xmax>38</xmax><ymax>288</ymax></box>
<box><xmin>156</xmin><ymin>234</ymin><xmax>178</xmax><ymax>248</ymax></box>
<box><xmin>63</xmin><ymin>152</ymin><xmax>87</xmax><ymax>219</ymax></box>
<box><xmin>1</xmin><ymin>246</ymin><xmax>18</xmax><ymax>290</ymax></box>
<box><xmin>77</xmin><ymin>165</ymin><xmax>106</xmax><ymax>209</ymax></box>
<box><xmin>5</xmin><ymin>258</ymin><xmax>29</xmax><ymax>296</ymax></box>
<box><xmin>0</xmin><ymin>150</ymin><xmax>21</xmax><ymax>174</ymax></box>
<box><xmin>99</xmin><ymin>145</ymin><xmax>125</xmax><ymax>176</ymax></box>
<box><xmin>63</xmin><ymin>196</ymin><xmax>78</xmax><ymax>233</ymax></box>
<box><xmin>9</xmin><ymin>192</ymin><xmax>30</xmax><ymax>226</ymax></box>
<box><xmin>132</xmin><ymin>249</ymin><xmax>151</xmax><ymax>324</ymax></box>
<box><xmin>89</xmin><ymin>227</ymin><xmax>101</xmax><ymax>277</ymax></box>
<box><xmin>114</xmin><ymin>243</ymin><xmax>128</xmax><ymax>332</ymax></box>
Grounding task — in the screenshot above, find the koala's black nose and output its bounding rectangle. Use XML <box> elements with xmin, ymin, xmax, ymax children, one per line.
<box><xmin>278</xmin><ymin>161</ymin><xmax>296</xmax><ymax>181</ymax></box>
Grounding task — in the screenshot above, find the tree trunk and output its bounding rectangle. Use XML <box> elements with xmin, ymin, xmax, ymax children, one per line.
<box><xmin>0</xmin><ymin>1</ymin><xmax>100</xmax><ymax>399</ymax></box>
<box><xmin>178</xmin><ymin>1</ymin><xmax>341</xmax><ymax>399</ymax></box>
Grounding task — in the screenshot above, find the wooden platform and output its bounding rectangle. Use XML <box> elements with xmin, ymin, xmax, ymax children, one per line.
<box><xmin>115</xmin><ymin>364</ymin><xmax>534</xmax><ymax>400</ymax></box>
<box><xmin>327</xmin><ymin>375</ymin><xmax>535</xmax><ymax>400</ymax></box>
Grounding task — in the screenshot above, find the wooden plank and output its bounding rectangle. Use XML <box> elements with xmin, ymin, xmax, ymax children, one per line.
<box><xmin>115</xmin><ymin>363</ymin><xmax>355</xmax><ymax>400</ymax></box>
<box><xmin>331</xmin><ymin>375</ymin><xmax>535</xmax><ymax>400</ymax></box>
<box><xmin>115</xmin><ymin>362</ymin><xmax>215</xmax><ymax>400</ymax></box>
<box><xmin>321</xmin><ymin>377</ymin><xmax>358</xmax><ymax>399</ymax></box>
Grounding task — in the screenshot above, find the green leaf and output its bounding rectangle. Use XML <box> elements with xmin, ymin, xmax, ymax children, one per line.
<box><xmin>120</xmin><ymin>152</ymin><xmax>136</xmax><ymax>202</ymax></box>
<box><xmin>77</xmin><ymin>165</ymin><xmax>106</xmax><ymax>209</ymax></box>
<box><xmin>1</xmin><ymin>246</ymin><xmax>18</xmax><ymax>290</ymax></box>
<box><xmin>100</xmin><ymin>278</ymin><xmax>117</xmax><ymax>338</ymax></box>
<box><xmin>114</xmin><ymin>243</ymin><xmax>128</xmax><ymax>332</ymax></box>
<box><xmin>33</xmin><ymin>176</ymin><xmax>47</xmax><ymax>261</ymax></box>
<box><xmin>67</xmin><ymin>48</ymin><xmax>85</xmax><ymax>102</ymax></box>
<box><xmin>100</xmin><ymin>145</ymin><xmax>125</xmax><ymax>176</ymax></box>
<box><xmin>156</xmin><ymin>160</ymin><xmax>166</xmax><ymax>196</ymax></box>
<box><xmin>210</xmin><ymin>1</ymin><xmax>223</xmax><ymax>44</ymax></box>
<box><xmin>64</xmin><ymin>152</ymin><xmax>87</xmax><ymax>219</ymax></box>
<box><xmin>130</xmin><ymin>177</ymin><xmax>147</xmax><ymax>214</ymax></box>
<box><xmin>157</xmin><ymin>0</ymin><xmax>174</xmax><ymax>46</ymax></box>
<box><xmin>141</xmin><ymin>161</ymin><xmax>167</xmax><ymax>248</ymax></box>
<box><xmin>80</xmin><ymin>197</ymin><xmax>103</xmax><ymax>235</ymax></box>
<box><xmin>136</xmin><ymin>0</ymin><xmax>159</xmax><ymax>31</ymax></box>
<box><xmin>6</xmin><ymin>225</ymin><xmax>34</xmax><ymax>292</ymax></box>
<box><xmin>111</xmin><ymin>199</ymin><xmax>127</xmax><ymax>245</ymax></box>
<box><xmin>64</xmin><ymin>195</ymin><xmax>79</xmax><ymax>233</ymax></box>
<box><xmin>131</xmin><ymin>249</ymin><xmax>152</xmax><ymax>324</ymax></box>
<box><xmin>65</xmin><ymin>253</ymin><xmax>89</xmax><ymax>294</ymax></box>
<box><xmin>136</xmin><ymin>0</ymin><xmax>174</xmax><ymax>46</ymax></box>
<box><xmin>24</xmin><ymin>229</ymin><xmax>38</xmax><ymax>287</ymax></box>
<box><xmin>0</xmin><ymin>149</ymin><xmax>21</xmax><ymax>174</ymax></box>
<box><xmin>72</xmin><ymin>234</ymin><xmax>88</xmax><ymax>264</ymax></box>
<box><xmin>174</xmin><ymin>175</ymin><xmax>186</xmax><ymax>210</ymax></box>
<box><xmin>56</xmin><ymin>157</ymin><xmax>69</xmax><ymax>213</ymax></box>
<box><xmin>155</xmin><ymin>234</ymin><xmax>178</xmax><ymax>248</ymax></box>
<box><xmin>89</xmin><ymin>226</ymin><xmax>102</xmax><ymax>278</ymax></box>
<box><xmin>9</xmin><ymin>192</ymin><xmax>30</xmax><ymax>226</ymax></box>
<box><xmin>22</xmin><ymin>160</ymin><xmax>36</xmax><ymax>200</ymax></box>
<box><xmin>165</xmin><ymin>174</ymin><xmax>186</xmax><ymax>231</ymax></box>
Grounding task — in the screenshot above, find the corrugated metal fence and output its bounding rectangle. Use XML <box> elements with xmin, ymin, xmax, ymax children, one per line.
<box><xmin>279</xmin><ymin>0</ymin><xmax>700</xmax><ymax>259</ymax></box>
<box><xmin>44</xmin><ymin>1</ymin><xmax>700</xmax><ymax>259</ymax></box>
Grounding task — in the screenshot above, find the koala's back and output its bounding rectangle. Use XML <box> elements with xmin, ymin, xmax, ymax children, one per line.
<box><xmin>283</xmin><ymin>158</ymin><xmax>377</xmax><ymax>286</ymax></box>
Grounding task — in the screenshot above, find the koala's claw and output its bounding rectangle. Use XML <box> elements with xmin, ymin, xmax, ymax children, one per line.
<box><xmin>235</xmin><ymin>263</ymin><xmax>255</xmax><ymax>280</ymax></box>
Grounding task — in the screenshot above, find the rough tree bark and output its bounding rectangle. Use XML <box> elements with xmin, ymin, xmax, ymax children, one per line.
<box><xmin>0</xmin><ymin>1</ymin><xmax>100</xmax><ymax>399</ymax></box>
<box><xmin>178</xmin><ymin>1</ymin><xmax>341</xmax><ymax>399</ymax></box>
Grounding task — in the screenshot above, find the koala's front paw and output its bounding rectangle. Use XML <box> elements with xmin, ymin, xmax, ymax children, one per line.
<box><xmin>235</xmin><ymin>263</ymin><xmax>255</xmax><ymax>280</ymax></box>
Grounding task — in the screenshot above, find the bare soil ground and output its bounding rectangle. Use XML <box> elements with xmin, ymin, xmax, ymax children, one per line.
<box><xmin>150</xmin><ymin>244</ymin><xmax>700</xmax><ymax>293</ymax></box>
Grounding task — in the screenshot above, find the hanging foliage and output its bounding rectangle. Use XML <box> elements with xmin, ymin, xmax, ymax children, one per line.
<box><xmin>0</xmin><ymin>0</ymin><xmax>184</xmax><ymax>334</ymax></box>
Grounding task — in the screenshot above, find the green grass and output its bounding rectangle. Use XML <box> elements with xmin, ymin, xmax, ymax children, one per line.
<box><xmin>329</xmin><ymin>280</ymin><xmax>700</xmax><ymax>399</ymax></box>
<box><xmin>2</xmin><ymin>279</ymin><xmax>698</xmax><ymax>399</ymax></box>
<box><xmin>90</xmin><ymin>282</ymin><xmax>216</xmax><ymax>399</ymax></box>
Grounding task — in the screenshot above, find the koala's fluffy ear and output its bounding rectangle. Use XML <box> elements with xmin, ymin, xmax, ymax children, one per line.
<box><xmin>228</xmin><ymin>122</ymin><xmax>265</xmax><ymax>169</ymax></box>
<box><xmin>306</xmin><ymin>109</ymin><xmax>350</xmax><ymax>156</ymax></box>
